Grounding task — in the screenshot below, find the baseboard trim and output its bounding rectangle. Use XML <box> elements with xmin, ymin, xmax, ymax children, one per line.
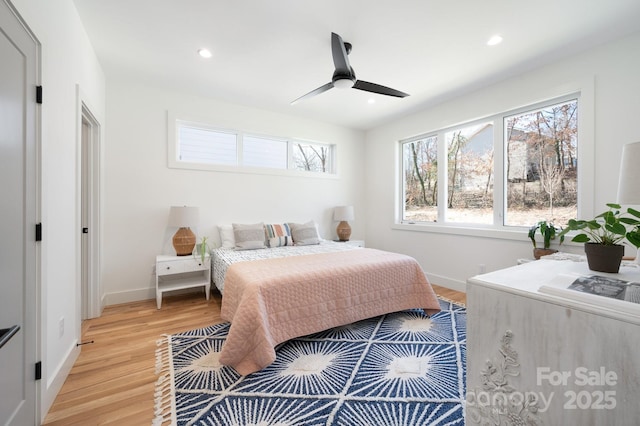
<box><xmin>425</xmin><ymin>273</ymin><xmax>466</xmax><ymax>293</ymax></box>
<box><xmin>104</xmin><ymin>286</ymin><xmax>205</xmax><ymax>306</ymax></box>
<box><xmin>104</xmin><ymin>287</ymin><xmax>155</xmax><ymax>306</ymax></box>
<box><xmin>41</xmin><ymin>341</ymin><xmax>80</xmax><ymax>422</ymax></box>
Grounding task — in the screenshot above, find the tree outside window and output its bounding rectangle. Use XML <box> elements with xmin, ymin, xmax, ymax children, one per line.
<box><xmin>403</xmin><ymin>136</ymin><xmax>438</xmax><ymax>222</ymax></box>
<box><xmin>400</xmin><ymin>97</ymin><xmax>578</xmax><ymax>227</ymax></box>
<box><xmin>293</xmin><ymin>143</ymin><xmax>330</xmax><ymax>173</ymax></box>
<box><xmin>505</xmin><ymin>99</ymin><xmax>578</xmax><ymax>226</ymax></box>
<box><xmin>446</xmin><ymin>123</ymin><xmax>494</xmax><ymax>224</ymax></box>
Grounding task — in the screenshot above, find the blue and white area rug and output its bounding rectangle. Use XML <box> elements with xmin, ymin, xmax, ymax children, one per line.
<box><xmin>153</xmin><ymin>299</ymin><xmax>466</xmax><ymax>425</ymax></box>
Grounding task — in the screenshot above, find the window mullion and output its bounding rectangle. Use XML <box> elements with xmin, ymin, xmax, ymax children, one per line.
<box><xmin>493</xmin><ymin>116</ymin><xmax>505</xmax><ymax>227</ymax></box>
<box><xmin>437</xmin><ymin>131</ymin><xmax>447</xmax><ymax>222</ymax></box>
<box><xmin>237</xmin><ymin>132</ymin><xmax>243</xmax><ymax>166</ymax></box>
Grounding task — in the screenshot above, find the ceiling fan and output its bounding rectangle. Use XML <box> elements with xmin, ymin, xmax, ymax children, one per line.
<box><xmin>291</xmin><ymin>32</ymin><xmax>409</xmax><ymax>105</ymax></box>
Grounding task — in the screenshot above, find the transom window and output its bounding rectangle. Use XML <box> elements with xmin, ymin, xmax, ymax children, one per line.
<box><xmin>171</xmin><ymin>119</ymin><xmax>336</xmax><ymax>175</ymax></box>
<box><xmin>400</xmin><ymin>96</ymin><xmax>578</xmax><ymax>228</ymax></box>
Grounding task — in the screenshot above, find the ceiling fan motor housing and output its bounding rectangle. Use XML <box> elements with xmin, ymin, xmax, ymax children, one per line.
<box><xmin>332</xmin><ymin>69</ymin><xmax>355</xmax><ymax>89</ymax></box>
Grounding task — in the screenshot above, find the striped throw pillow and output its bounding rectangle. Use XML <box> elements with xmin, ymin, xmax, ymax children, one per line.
<box><xmin>265</xmin><ymin>223</ymin><xmax>293</xmax><ymax>247</ymax></box>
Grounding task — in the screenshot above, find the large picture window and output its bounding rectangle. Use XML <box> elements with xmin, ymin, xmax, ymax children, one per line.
<box><xmin>400</xmin><ymin>96</ymin><xmax>578</xmax><ymax>228</ymax></box>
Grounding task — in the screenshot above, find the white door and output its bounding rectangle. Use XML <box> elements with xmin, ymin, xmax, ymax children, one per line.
<box><xmin>0</xmin><ymin>1</ymin><xmax>39</xmax><ymax>424</ymax></box>
<box><xmin>80</xmin><ymin>104</ymin><xmax>101</xmax><ymax>320</ymax></box>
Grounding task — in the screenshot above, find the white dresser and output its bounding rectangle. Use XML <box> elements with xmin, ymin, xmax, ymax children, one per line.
<box><xmin>155</xmin><ymin>254</ymin><xmax>211</xmax><ymax>309</ymax></box>
<box><xmin>466</xmin><ymin>259</ymin><xmax>640</xmax><ymax>425</ymax></box>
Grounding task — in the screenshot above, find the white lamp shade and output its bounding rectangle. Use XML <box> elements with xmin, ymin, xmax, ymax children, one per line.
<box><xmin>168</xmin><ymin>206</ymin><xmax>199</xmax><ymax>227</ymax></box>
<box><xmin>617</xmin><ymin>142</ymin><xmax>640</xmax><ymax>205</ymax></box>
<box><xmin>333</xmin><ymin>205</ymin><xmax>355</xmax><ymax>221</ymax></box>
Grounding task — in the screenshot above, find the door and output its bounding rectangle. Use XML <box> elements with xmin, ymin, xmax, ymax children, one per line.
<box><xmin>0</xmin><ymin>0</ymin><xmax>39</xmax><ymax>424</ymax></box>
<box><xmin>80</xmin><ymin>103</ymin><xmax>101</xmax><ymax>320</ymax></box>
<box><xmin>81</xmin><ymin>116</ymin><xmax>90</xmax><ymax>320</ymax></box>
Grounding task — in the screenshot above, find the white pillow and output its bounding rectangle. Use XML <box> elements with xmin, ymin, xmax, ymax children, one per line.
<box><xmin>218</xmin><ymin>225</ymin><xmax>235</xmax><ymax>249</ymax></box>
<box><xmin>233</xmin><ymin>223</ymin><xmax>267</xmax><ymax>250</ymax></box>
<box><xmin>289</xmin><ymin>221</ymin><xmax>321</xmax><ymax>246</ymax></box>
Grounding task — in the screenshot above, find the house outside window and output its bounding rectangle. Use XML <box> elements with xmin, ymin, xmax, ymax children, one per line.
<box><xmin>177</xmin><ymin>123</ymin><xmax>237</xmax><ymax>166</ymax></box>
<box><xmin>505</xmin><ymin>100</ymin><xmax>578</xmax><ymax>226</ymax></box>
<box><xmin>400</xmin><ymin>96</ymin><xmax>578</xmax><ymax>228</ymax></box>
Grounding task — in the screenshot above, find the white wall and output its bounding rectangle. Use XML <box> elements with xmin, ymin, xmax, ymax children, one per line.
<box><xmin>11</xmin><ymin>0</ymin><xmax>106</xmax><ymax>420</ymax></box>
<box><xmin>102</xmin><ymin>81</ymin><xmax>365</xmax><ymax>304</ymax></box>
<box><xmin>364</xmin><ymin>32</ymin><xmax>640</xmax><ymax>291</ymax></box>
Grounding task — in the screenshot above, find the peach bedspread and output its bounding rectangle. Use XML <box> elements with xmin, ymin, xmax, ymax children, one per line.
<box><xmin>219</xmin><ymin>248</ymin><xmax>440</xmax><ymax>375</ymax></box>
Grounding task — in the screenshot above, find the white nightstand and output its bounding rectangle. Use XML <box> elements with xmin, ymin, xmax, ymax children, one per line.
<box><xmin>155</xmin><ymin>254</ymin><xmax>211</xmax><ymax>309</ymax></box>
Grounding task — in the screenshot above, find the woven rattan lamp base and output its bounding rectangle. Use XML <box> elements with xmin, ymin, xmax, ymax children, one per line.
<box><xmin>336</xmin><ymin>221</ymin><xmax>352</xmax><ymax>241</ymax></box>
<box><xmin>173</xmin><ymin>227</ymin><xmax>196</xmax><ymax>256</ymax></box>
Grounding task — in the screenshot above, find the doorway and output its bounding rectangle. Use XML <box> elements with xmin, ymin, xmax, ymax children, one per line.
<box><xmin>80</xmin><ymin>100</ymin><xmax>102</xmax><ymax>320</ymax></box>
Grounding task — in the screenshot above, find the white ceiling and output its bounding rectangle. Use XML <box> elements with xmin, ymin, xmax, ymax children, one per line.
<box><xmin>73</xmin><ymin>0</ymin><xmax>640</xmax><ymax>130</ymax></box>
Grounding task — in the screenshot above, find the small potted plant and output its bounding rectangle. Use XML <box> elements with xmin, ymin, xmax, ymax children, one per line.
<box><xmin>528</xmin><ymin>220</ymin><xmax>561</xmax><ymax>259</ymax></box>
<box><xmin>624</xmin><ymin>213</ymin><xmax>640</xmax><ymax>263</ymax></box>
<box><xmin>557</xmin><ymin>203</ymin><xmax>640</xmax><ymax>273</ymax></box>
<box><xmin>194</xmin><ymin>236</ymin><xmax>210</xmax><ymax>264</ymax></box>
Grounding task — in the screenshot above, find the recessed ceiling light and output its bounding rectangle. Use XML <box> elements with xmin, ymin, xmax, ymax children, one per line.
<box><xmin>487</xmin><ymin>35</ymin><xmax>503</xmax><ymax>46</ymax></box>
<box><xmin>198</xmin><ymin>48</ymin><xmax>212</xmax><ymax>58</ymax></box>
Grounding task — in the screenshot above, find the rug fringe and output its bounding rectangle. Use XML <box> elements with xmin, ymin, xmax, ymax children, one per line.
<box><xmin>438</xmin><ymin>295</ymin><xmax>466</xmax><ymax>308</ymax></box>
<box><xmin>153</xmin><ymin>335</ymin><xmax>177</xmax><ymax>426</ymax></box>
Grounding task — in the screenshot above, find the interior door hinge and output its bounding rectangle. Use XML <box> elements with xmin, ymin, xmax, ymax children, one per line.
<box><xmin>36</xmin><ymin>85</ymin><xmax>42</xmax><ymax>104</ymax></box>
<box><xmin>35</xmin><ymin>223</ymin><xmax>42</xmax><ymax>242</ymax></box>
<box><xmin>35</xmin><ymin>361</ymin><xmax>42</xmax><ymax>381</ymax></box>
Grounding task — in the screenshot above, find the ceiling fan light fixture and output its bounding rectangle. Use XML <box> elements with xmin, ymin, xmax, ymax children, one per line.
<box><xmin>333</xmin><ymin>78</ymin><xmax>355</xmax><ymax>89</ymax></box>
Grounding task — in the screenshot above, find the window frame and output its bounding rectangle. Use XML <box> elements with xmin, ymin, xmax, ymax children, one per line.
<box><xmin>167</xmin><ymin>113</ymin><xmax>338</xmax><ymax>179</ymax></box>
<box><xmin>396</xmin><ymin>89</ymin><xmax>592</xmax><ymax>237</ymax></box>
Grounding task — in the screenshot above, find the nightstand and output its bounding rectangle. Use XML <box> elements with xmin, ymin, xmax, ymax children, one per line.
<box><xmin>333</xmin><ymin>240</ymin><xmax>365</xmax><ymax>247</ymax></box>
<box><xmin>155</xmin><ymin>254</ymin><xmax>211</xmax><ymax>309</ymax></box>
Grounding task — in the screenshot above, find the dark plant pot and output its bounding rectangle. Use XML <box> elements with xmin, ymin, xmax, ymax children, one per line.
<box><xmin>533</xmin><ymin>248</ymin><xmax>558</xmax><ymax>260</ymax></box>
<box><xmin>584</xmin><ymin>243</ymin><xmax>624</xmax><ymax>273</ymax></box>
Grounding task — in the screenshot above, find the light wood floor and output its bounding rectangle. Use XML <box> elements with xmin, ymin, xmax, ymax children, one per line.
<box><xmin>42</xmin><ymin>284</ymin><xmax>465</xmax><ymax>425</ymax></box>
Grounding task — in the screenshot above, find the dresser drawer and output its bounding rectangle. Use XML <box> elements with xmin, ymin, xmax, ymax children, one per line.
<box><xmin>157</xmin><ymin>257</ymin><xmax>210</xmax><ymax>276</ymax></box>
<box><xmin>156</xmin><ymin>259</ymin><xmax>186</xmax><ymax>276</ymax></box>
<box><xmin>184</xmin><ymin>257</ymin><xmax>210</xmax><ymax>272</ymax></box>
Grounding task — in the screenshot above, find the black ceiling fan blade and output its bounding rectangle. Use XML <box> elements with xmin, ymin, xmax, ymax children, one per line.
<box><xmin>353</xmin><ymin>80</ymin><xmax>409</xmax><ymax>98</ymax></box>
<box><xmin>291</xmin><ymin>82</ymin><xmax>334</xmax><ymax>105</ymax></box>
<box><xmin>331</xmin><ymin>32</ymin><xmax>351</xmax><ymax>76</ymax></box>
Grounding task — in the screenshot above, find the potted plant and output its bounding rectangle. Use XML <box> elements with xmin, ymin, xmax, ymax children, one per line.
<box><xmin>624</xmin><ymin>211</ymin><xmax>640</xmax><ymax>263</ymax></box>
<box><xmin>194</xmin><ymin>236</ymin><xmax>210</xmax><ymax>264</ymax></box>
<box><xmin>528</xmin><ymin>220</ymin><xmax>561</xmax><ymax>259</ymax></box>
<box><xmin>557</xmin><ymin>203</ymin><xmax>640</xmax><ymax>273</ymax></box>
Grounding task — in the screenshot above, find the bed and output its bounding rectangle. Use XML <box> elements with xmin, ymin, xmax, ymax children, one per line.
<box><xmin>212</xmin><ymin>240</ymin><xmax>440</xmax><ymax>375</ymax></box>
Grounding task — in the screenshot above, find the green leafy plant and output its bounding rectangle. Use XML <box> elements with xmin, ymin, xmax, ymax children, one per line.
<box><xmin>625</xmin><ymin>222</ymin><xmax>640</xmax><ymax>248</ymax></box>
<box><xmin>195</xmin><ymin>236</ymin><xmax>210</xmax><ymax>263</ymax></box>
<box><xmin>558</xmin><ymin>203</ymin><xmax>640</xmax><ymax>246</ymax></box>
<box><xmin>528</xmin><ymin>220</ymin><xmax>561</xmax><ymax>249</ymax></box>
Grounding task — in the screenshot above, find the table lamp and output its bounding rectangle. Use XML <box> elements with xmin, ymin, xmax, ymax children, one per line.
<box><xmin>168</xmin><ymin>206</ymin><xmax>199</xmax><ymax>256</ymax></box>
<box><xmin>616</xmin><ymin>141</ymin><xmax>640</xmax><ymax>264</ymax></box>
<box><xmin>334</xmin><ymin>206</ymin><xmax>354</xmax><ymax>241</ymax></box>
